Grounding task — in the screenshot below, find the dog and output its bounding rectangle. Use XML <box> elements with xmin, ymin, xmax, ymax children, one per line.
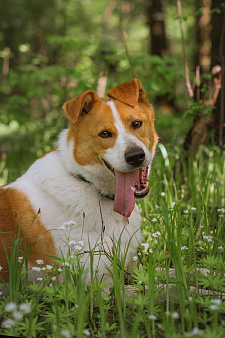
<box><xmin>0</xmin><ymin>78</ymin><xmax>158</xmax><ymax>283</ymax></box>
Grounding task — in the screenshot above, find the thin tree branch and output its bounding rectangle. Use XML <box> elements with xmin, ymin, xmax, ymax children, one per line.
<box><xmin>177</xmin><ymin>0</ymin><xmax>194</xmax><ymax>99</ymax></box>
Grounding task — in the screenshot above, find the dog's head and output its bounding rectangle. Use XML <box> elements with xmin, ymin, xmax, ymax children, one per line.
<box><xmin>63</xmin><ymin>79</ymin><xmax>158</xmax><ymax>217</ymax></box>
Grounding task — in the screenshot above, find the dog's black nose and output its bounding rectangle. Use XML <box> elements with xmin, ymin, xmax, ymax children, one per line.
<box><xmin>125</xmin><ymin>147</ymin><xmax>145</xmax><ymax>166</ymax></box>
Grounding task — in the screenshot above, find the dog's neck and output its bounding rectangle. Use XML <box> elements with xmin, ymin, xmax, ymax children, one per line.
<box><xmin>57</xmin><ymin>130</ymin><xmax>116</xmax><ymax>198</ymax></box>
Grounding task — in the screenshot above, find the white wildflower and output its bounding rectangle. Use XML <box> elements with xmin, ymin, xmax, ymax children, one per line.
<box><xmin>171</xmin><ymin>202</ymin><xmax>176</xmax><ymax>208</ymax></box>
<box><xmin>151</xmin><ymin>218</ymin><xmax>157</xmax><ymax>222</ymax></box>
<box><xmin>152</xmin><ymin>231</ymin><xmax>161</xmax><ymax>238</ymax></box>
<box><xmin>219</xmin><ymin>214</ymin><xmax>224</xmax><ymax>218</ymax></box>
<box><xmin>185</xmin><ymin>327</ymin><xmax>203</xmax><ymax>336</ymax></box>
<box><xmin>63</xmin><ymin>221</ymin><xmax>77</xmax><ymax>228</ymax></box>
<box><xmin>41</xmin><ymin>267</ymin><xmax>46</xmax><ymax>271</ymax></box>
<box><xmin>210</xmin><ymin>304</ymin><xmax>219</xmax><ymax>311</ymax></box>
<box><xmin>161</xmin><ymin>192</ymin><xmax>165</xmax><ymax>196</ymax></box>
<box><xmin>32</xmin><ymin>266</ymin><xmax>41</xmax><ymax>272</ymax></box>
<box><xmin>0</xmin><ymin>265</ymin><xmax>3</xmax><ymax>271</ymax></box>
<box><xmin>58</xmin><ymin>225</ymin><xmax>66</xmax><ymax>231</ymax></box>
<box><xmin>68</xmin><ymin>240</ymin><xmax>76</xmax><ymax>247</ymax></box>
<box><xmin>148</xmin><ymin>314</ymin><xmax>157</xmax><ymax>320</ymax></box>
<box><xmin>218</xmin><ymin>246</ymin><xmax>224</xmax><ymax>252</ymax></box>
<box><xmin>12</xmin><ymin>311</ymin><xmax>24</xmax><ymax>321</ymax></box>
<box><xmin>83</xmin><ymin>329</ymin><xmax>90</xmax><ymax>336</ymax></box>
<box><xmin>18</xmin><ymin>256</ymin><xmax>23</xmax><ymax>262</ymax></box>
<box><xmin>58</xmin><ymin>267</ymin><xmax>63</xmax><ymax>272</ymax></box>
<box><xmin>46</xmin><ymin>265</ymin><xmax>53</xmax><ymax>270</ymax></box>
<box><xmin>141</xmin><ymin>242</ymin><xmax>149</xmax><ymax>253</ymax></box>
<box><xmin>51</xmin><ymin>276</ymin><xmax>56</xmax><ymax>281</ymax></box>
<box><xmin>203</xmin><ymin>235</ymin><xmax>213</xmax><ymax>242</ymax></box>
<box><xmin>149</xmin><ymin>249</ymin><xmax>153</xmax><ymax>253</ymax></box>
<box><xmin>1</xmin><ymin>318</ymin><xmax>16</xmax><ymax>328</ymax></box>
<box><xmin>133</xmin><ymin>256</ymin><xmax>138</xmax><ymax>261</ymax></box>
<box><xmin>211</xmin><ymin>299</ymin><xmax>222</xmax><ymax>306</ymax></box>
<box><xmin>60</xmin><ymin>329</ymin><xmax>71</xmax><ymax>338</ymax></box>
<box><xmin>191</xmin><ymin>207</ymin><xmax>196</xmax><ymax>210</ymax></box>
<box><xmin>138</xmin><ymin>280</ymin><xmax>142</xmax><ymax>284</ymax></box>
<box><xmin>181</xmin><ymin>246</ymin><xmax>188</xmax><ymax>250</ymax></box>
<box><xmin>19</xmin><ymin>303</ymin><xmax>31</xmax><ymax>314</ymax></box>
<box><xmin>62</xmin><ymin>262</ymin><xmax>70</xmax><ymax>267</ymax></box>
<box><xmin>36</xmin><ymin>259</ymin><xmax>44</xmax><ymax>265</ymax></box>
<box><xmin>155</xmin><ymin>205</ymin><xmax>159</xmax><ymax>209</ymax></box>
<box><xmin>171</xmin><ymin>311</ymin><xmax>179</xmax><ymax>319</ymax></box>
<box><xmin>184</xmin><ymin>210</ymin><xmax>188</xmax><ymax>214</ymax></box>
<box><xmin>37</xmin><ymin>277</ymin><xmax>43</xmax><ymax>281</ymax></box>
<box><xmin>4</xmin><ymin>302</ymin><xmax>17</xmax><ymax>313</ymax></box>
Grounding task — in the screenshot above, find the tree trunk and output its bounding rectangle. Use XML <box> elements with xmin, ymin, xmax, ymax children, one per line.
<box><xmin>147</xmin><ymin>0</ymin><xmax>168</xmax><ymax>56</ymax></box>
<box><xmin>211</xmin><ymin>0</ymin><xmax>225</xmax><ymax>144</ymax></box>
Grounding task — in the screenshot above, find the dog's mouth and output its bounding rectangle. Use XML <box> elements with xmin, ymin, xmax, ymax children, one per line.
<box><xmin>103</xmin><ymin>160</ymin><xmax>149</xmax><ymax>217</ymax></box>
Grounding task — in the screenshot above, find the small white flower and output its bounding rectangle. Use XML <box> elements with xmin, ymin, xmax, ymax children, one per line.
<box><xmin>18</xmin><ymin>256</ymin><xmax>23</xmax><ymax>262</ymax></box>
<box><xmin>32</xmin><ymin>266</ymin><xmax>41</xmax><ymax>272</ymax></box>
<box><xmin>58</xmin><ymin>268</ymin><xmax>63</xmax><ymax>272</ymax></box>
<box><xmin>141</xmin><ymin>243</ymin><xmax>149</xmax><ymax>249</ymax></box>
<box><xmin>1</xmin><ymin>318</ymin><xmax>16</xmax><ymax>328</ymax></box>
<box><xmin>148</xmin><ymin>314</ymin><xmax>157</xmax><ymax>320</ymax></box>
<box><xmin>189</xmin><ymin>296</ymin><xmax>193</xmax><ymax>302</ymax></box>
<box><xmin>19</xmin><ymin>303</ymin><xmax>31</xmax><ymax>314</ymax></box>
<box><xmin>219</xmin><ymin>214</ymin><xmax>224</xmax><ymax>218</ymax></box>
<box><xmin>149</xmin><ymin>249</ymin><xmax>153</xmax><ymax>253</ymax></box>
<box><xmin>37</xmin><ymin>277</ymin><xmax>43</xmax><ymax>281</ymax></box>
<box><xmin>62</xmin><ymin>262</ymin><xmax>70</xmax><ymax>267</ymax></box>
<box><xmin>41</xmin><ymin>267</ymin><xmax>46</xmax><ymax>271</ymax></box>
<box><xmin>133</xmin><ymin>256</ymin><xmax>138</xmax><ymax>261</ymax></box>
<box><xmin>60</xmin><ymin>329</ymin><xmax>71</xmax><ymax>338</ymax></box>
<box><xmin>58</xmin><ymin>225</ymin><xmax>66</xmax><ymax>231</ymax></box>
<box><xmin>187</xmin><ymin>327</ymin><xmax>203</xmax><ymax>336</ymax></box>
<box><xmin>51</xmin><ymin>276</ymin><xmax>56</xmax><ymax>281</ymax></box>
<box><xmin>203</xmin><ymin>235</ymin><xmax>213</xmax><ymax>242</ymax></box>
<box><xmin>161</xmin><ymin>192</ymin><xmax>165</xmax><ymax>197</ymax></box>
<box><xmin>12</xmin><ymin>311</ymin><xmax>24</xmax><ymax>321</ymax></box>
<box><xmin>181</xmin><ymin>246</ymin><xmax>188</xmax><ymax>250</ymax></box>
<box><xmin>69</xmin><ymin>255</ymin><xmax>74</xmax><ymax>259</ymax></box>
<box><xmin>0</xmin><ymin>265</ymin><xmax>3</xmax><ymax>271</ymax></box>
<box><xmin>191</xmin><ymin>207</ymin><xmax>196</xmax><ymax>210</ymax></box>
<box><xmin>4</xmin><ymin>302</ymin><xmax>17</xmax><ymax>313</ymax></box>
<box><xmin>46</xmin><ymin>265</ymin><xmax>53</xmax><ymax>270</ymax></box>
<box><xmin>171</xmin><ymin>202</ymin><xmax>175</xmax><ymax>208</ymax></box>
<box><xmin>171</xmin><ymin>311</ymin><xmax>179</xmax><ymax>319</ymax></box>
<box><xmin>218</xmin><ymin>246</ymin><xmax>224</xmax><ymax>252</ymax></box>
<box><xmin>211</xmin><ymin>299</ymin><xmax>222</xmax><ymax>306</ymax></box>
<box><xmin>155</xmin><ymin>205</ymin><xmax>159</xmax><ymax>209</ymax></box>
<box><xmin>210</xmin><ymin>304</ymin><xmax>219</xmax><ymax>311</ymax></box>
<box><xmin>184</xmin><ymin>210</ymin><xmax>188</xmax><ymax>214</ymax></box>
<box><xmin>138</xmin><ymin>252</ymin><xmax>141</xmax><ymax>256</ymax></box>
<box><xmin>36</xmin><ymin>259</ymin><xmax>44</xmax><ymax>265</ymax></box>
<box><xmin>74</xmin><ymin>304</ymin><xmax>79</xmax><ymax>309</ymax></box>
<box><xmin>138</xmin><ymin>280</ymin><xmax>142</xmax><ymax>284</ymax></box>
<box><xmin>68</xmin><ymin>240</ymin><xmax>76</xmax><ymax>247</ymax></box>
<box><xmin>63</xmin><ymin>221</ymin><xmax>77</xmax><ymax>228</ymax></box>
<box><xmin>152</xmin><ymin>218</ymin><xmax>157</xmax><ymax>222</ymax></box>
<box><xmin>83</xmin><ymin>329</ymin><xmax>90</xmax><ymax>336</ymax></box>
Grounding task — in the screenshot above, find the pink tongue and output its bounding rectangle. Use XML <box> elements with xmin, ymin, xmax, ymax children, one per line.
<box><xmin>113</xmin><ymin>169</ymin><xmax>139</xmax><ymax>217</ymax></box>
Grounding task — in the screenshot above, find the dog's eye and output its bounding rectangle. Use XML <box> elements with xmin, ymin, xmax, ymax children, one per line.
<box><xmin>99</xmin><ymin>130</ymin><xmax>112</xmax><ymax>138</ymax></box>
<box><xmin>132</xmin><ymin>120</ymin><xmax>143</xmax><ymax>129</ymax></box>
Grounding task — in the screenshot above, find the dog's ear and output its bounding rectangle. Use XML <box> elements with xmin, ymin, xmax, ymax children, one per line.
<box><xmin>107</xmin><ymin>78</ymin><xmax>147</xmax><ymax>107</ymax></box>
<box><xmin>63</xmin><ymin>91</ymin><xmax>100</xmax><ymax>123</ymax></box>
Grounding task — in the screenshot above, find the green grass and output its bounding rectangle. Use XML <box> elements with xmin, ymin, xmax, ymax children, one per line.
<box><xmin>0</xmin><ymin>144</ymin><xmax>225</xmax><ymax>337</ymax></box>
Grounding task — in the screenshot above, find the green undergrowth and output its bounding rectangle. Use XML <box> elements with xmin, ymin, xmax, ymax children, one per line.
<box><xmin>0</xmin><ymin>144</ymin><xmax>225</xmax><ymax>337</ymax></box>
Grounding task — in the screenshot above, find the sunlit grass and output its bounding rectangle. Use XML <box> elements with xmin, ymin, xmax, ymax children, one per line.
<box><xmin>0</xmin><ymin>144</ymin><xmax>225</xmax><ymax>337</ymax></box>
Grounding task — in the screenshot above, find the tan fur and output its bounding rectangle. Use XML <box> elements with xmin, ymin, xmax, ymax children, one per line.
<box><xmin>0</xmin><ymin>188</ymin><xmax>57</xmax><ymax>280</ymax></box>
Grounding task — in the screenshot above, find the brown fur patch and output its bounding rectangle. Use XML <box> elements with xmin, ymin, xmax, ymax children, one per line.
<box><xmin>0</xmin><ymin>187</ymin><xmax>57</xmax><ymax>281</ymax></box>
<box><xmin>67</xmin><ymin>100</ymin><xmax>118</xmax><ymax>166</ymax></box>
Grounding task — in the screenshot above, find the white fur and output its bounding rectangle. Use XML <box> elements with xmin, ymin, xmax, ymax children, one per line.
<box><xmin>6</xmin><ymin>128</ymin><xmax>142</xmax><ymax>282</ymax></box>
